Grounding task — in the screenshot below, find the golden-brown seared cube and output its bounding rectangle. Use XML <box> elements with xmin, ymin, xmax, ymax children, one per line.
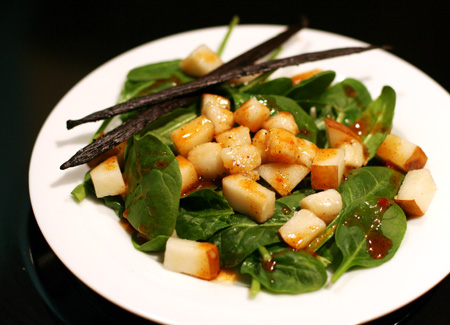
<box><xmin>176</xmin><ymin>155</ymin><xmax>199</xmax><ymax>194</ymax></box>
<box><xmin>300</xmin><ymin>189</ymin><xmax>343</xmax><ymax>224</ymax></box>
<box><xmin>179</xmin><ymin>44</ymin><xmax>223</xmax><ymax>77</ymax></box>
<box><xmin>90</xmin><ymin>156</ymin><xmax>127</xmax><ymax>198</ymax></box>
<box><xmin>201</xmin><ymin>94</ymin><xmax>234</xmax><ymax>135</ymax></box>
<box><xmin>278</xmin><ymin>209</ymin><xmax>326</xmax><ymax>250</ymax></box>
<box><xmin>252</xmin><ymin>129</ymin><xmax>270</xmax><ymax>164</ymax></box>
<box><xmin>233</xmin><ymin>98</ymin><xmax>271</xmax><ymax>132</ymax></box>
<box><xmin>311</xmin><ymin>148</ymin><xmax>345</xmax><ymax>190</ymax></box>
<box><xmin>215</xmin><ymin>126</ymin><xmax>251</xmax><ymax>148</ymax></box>
<box><xmin>296</xmin><ymin>138</ymin><xmax>319</xmax><ymax>168</ymax></box>
<box><xmin>201</xmin><ymin>93</ymin><xmax>231</xmax><ymax>111</ymax></box>
<box><xmin>163</xmin><ymin>237</ymin><xmax>220</xmax><ymax>280</ymax></box>
<box><xmin>376</xmin><ymin>134</ymin><xmax>428</xmax><ymax>172</ymax></box>
<box><xmin>394</xmin><ymin>168</ymin><xmax>437</xmax><ymax>217</ymax></box>
<box><xmin>187</xmin><ymin>142</ymin><xmax>227</xmax><ymax>179</ymax></box>
<box><xmin>222</xmin><ymin>174</ymin><xmax>275</xmax><ymax>223</ymax></box>
<box><xmin>257</xmin><ymin>163</ymin><xmax>310</xmax><ymax>196</ymax></box>
<box><xmin>262</xmin><ymin>111</ymin><xmax>299</xmax><ymax>135</ymax></box>
<box><xmin>220</xmin><ymin>144</ymin><xmax>261</xmax><ymax>180</ymax></box>
<box><xmin>171</xmin><ymin>115</ymin><xmax>215</xmax><ymax>157</ymax></box>
<box><xmin>325</xmin><ymin>118</ymin><xmax>366</xmax><ymax>168</ymax></box>
<box><xmin>266</xmin><ymin>128</ymin><xmax>299</xmax><ymax>164</ymax></box>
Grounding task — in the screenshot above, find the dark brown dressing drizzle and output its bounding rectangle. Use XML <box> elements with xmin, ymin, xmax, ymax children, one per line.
<box><xmin>344</xmin><ymin>198</ymin><xmax>394</xmax><ymax>259</ymax></box>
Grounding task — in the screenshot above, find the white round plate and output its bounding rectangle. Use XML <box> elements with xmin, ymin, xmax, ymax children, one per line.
<box><xmin>29</xmin><ymin>25</ymin><xmax>450</xmax><ymax>324</ymax></box>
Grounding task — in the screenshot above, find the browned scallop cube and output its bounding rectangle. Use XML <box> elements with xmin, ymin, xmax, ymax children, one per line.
<box><xmin>257</xmin><ymin>163</ymin><xmax>310</xmax><ymax>196</ymax></box>
<box><xmin>311</xmin><ymin>148</ymin><xmax>345</xmax><ymax>190</ymax></box>
<box><xmin>262</xmin><ymin>111</ymin><xmax>299</xmax><ymax>135</ymax></box>
<box><xmin>394</xmin><ymin>169</ymin><xmax>437</xmax><ymax>217</ymax></box>
<box><xmin>179</xmin><ymin>45</ymin><xmax>223</xmax><ymax>77</ymax></box>
<box><xmin>215</xmin><ymin>126</ymin><xmax>251</xmax><ymax>148</ymax></box>
<box><xmin>201</xmin><ymin>94</ymin><xmax>234</xmax><ymax>135</ymax></box>
<box><xmin>176</xmin><ymin>155</ymin><xmax>199</xmax><ymax>194</ymax></box>
<box><xmin>234</xmin><ymin>98</ymin><xmax>270</xmax><ymax>132</ymax></box>
<box><xmin>171</xmin><ymin>115</ymin><xmax>215</xmax><ymax>157</ymax></box>
<box><xmin>376</xmin><ymin>134</ymin><xmax>428</xmax><ymax>172</ymax></box>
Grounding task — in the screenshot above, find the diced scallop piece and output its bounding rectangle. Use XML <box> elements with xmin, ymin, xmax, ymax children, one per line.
<box><xmin>252</xmin><ymin>129</ymin><xmax>270</xmax><ymax>164</ymax></box>
<box><xmin>278</xmin><ymin>209</ymin><xmax>326</xmax><ymax>249</ymax></box>
<box><xmin>179</xmin><ymin>44</ymin><xmax>223</xmax><ymax>77</ymax></box>
<box><xmin>262</xmin><ymin>111</ymin><xmax>299</xmax><ymax>135</ymax></box>
<box><xmin>340</xmin><ymin>141</ymin><xmax>366</xmax><ymax>170</ymax></box>
<box><xmin>90</xmin><ymin>156</ymin><xmax>127</xmax><ymax>198</ymax></box>
<box><xmin>394</xmin><ymin>169</ymin><xmax>437</xmax><ymax>217</ymax></box>
<box><xmin>257</xmin><ymin>163</ymin><xmax>310</xmax><ymax>196</ymax></box>
<box><xmin>296</xmin><ymin>138</ymin><xmax>319</xmax><ymax>168</ymax></box>
<box><xmin>220</xmin><ymin>144</ymin><xmax>261</xmax><ymax>180</ymax></box>
<box><xmin>163</xmin><ymin>237</ymin><xmax>220</xmax><ymax>280</ymax></box>
<box><xmin>176</xmin><ymin>155</ymin><xmax>199</xmax><ymax>193</ymax></box>
<box><xmin>201</xmin><ymin>93</ymin><xmax>231</xmax><ymax>111</ymax></box>
<box><xmin>311</xmin><ymin>148</ymin><xmax>345</xmax><ymax>190</ymax></box>
<box><xmin>171</xmin><ymin>115</ymin><xmax>215</xmax><ymax>157</ymax></box>
<box><xmin>266</xmin><ymin>128</ymin><xmax>299</xmax><ymax>164</ymax></box>
<box><xmin>325</xmin><ymin>118</ymin><xmax>366</xmax><ymax>168</ymax></box>
<box><xmin>201</xmin><ymin>94</ymin><xmax>234</xmax><ymax>135</ymax></box>
<box><xmin>187</xmin><ymin>142</ymin><xmax>227</xmax><ymax>179</ymax></box>
<box><xmin>215</xmin><ymin>126</ymin><xmax>251</xmax><ymax>148</ymax></box>
<box><xmin>233</xmin><ymin>98</ymin><xmax>271</xmax><ymax>132</ymax></box>
<box><xmin>376</xmin><ymin>133</ymin><xmax>428</xmax><ymax>172</ymax></box>
<box><xmin>222</xmin><ymin>174</ymin><xmax>275</xmax><ymax>223</ymax></box>
<box><xmin>300</xmin><ymin>189</ymin><xmax>343</xmax><ymax>224</ymax></box>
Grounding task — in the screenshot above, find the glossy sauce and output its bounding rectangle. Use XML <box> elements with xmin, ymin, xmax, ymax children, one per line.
<box><xmin>343</xmin><ymin>198</ymin><xmax>393</xmax><ymax>259</ymax></box>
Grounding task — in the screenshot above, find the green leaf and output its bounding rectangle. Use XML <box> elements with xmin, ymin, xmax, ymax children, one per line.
<box><xmin>176</xmin><ymin>189</ymin><xmax>234</xmax><ymax>241</ymax></box>
<box><xmin>355</xmin><ymin>86</ymin><xmax>396</xmax><ymax>160</ymax></box>
<box><xmin>120</xmin><ymin>60</ymin><xmax>195</xmax><ymax>102</ymax></box>
<box><xmin>127</xmin><ymin>60</ymin><xmax>183</xmax><ymax>81</ymax></box>
<box><xmin>331</xmin><ymin>167</ymin><xmax>406</xmax><ymax>282</ymax></box>
<box><xmin>124</xmin><ymin>132</ymin><xmax>181</xmax><ymax>251</ymax></box>
<box><xmin>315</xmin><ymin>78</ymin><xmax>372</xmax><ymax>125</ymax></box>
<box><xmin>287</xmin><ymin>70</ymin><xmax>336</xmax><ymax>101</ymax></box>
<box><xmin>140</xmin><ymin>105</ymin><xmax>198</xmax><ymax>147</ymax></box>
<box><xmin>241</xmin><ymin>245</ymin><xmax>327</xmax><ymax>294</ymax></box>
<box><xmin>245</xmin><ymin>77</ymin><xmax>293</xmax><ymax>96</ymax></box>
<box><xmin>209</xmin><ymin>196</ymin><xmax>297</xmax><ymax>268</ymax></box>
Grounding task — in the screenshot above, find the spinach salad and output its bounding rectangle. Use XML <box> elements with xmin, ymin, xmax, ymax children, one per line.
<box><xmin>71</xmin><ymin>25</ymin><xmax>435</xmax><ymax>297</ymax></box>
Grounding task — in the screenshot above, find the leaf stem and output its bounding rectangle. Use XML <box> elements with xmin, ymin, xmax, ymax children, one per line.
<box><xmin>249</xmin><ymin>277</ymin><xmax>261</xmax><ymax>298</ymax></box>
<box><xmin>217</xmin><ymin>15</ymin><xmax>239</xmax><ymax>57</ymax></box>
<box><xmin>258</xmin><ymin>246</ymin><xmax>272</xmax><ymax>262</ymax></box>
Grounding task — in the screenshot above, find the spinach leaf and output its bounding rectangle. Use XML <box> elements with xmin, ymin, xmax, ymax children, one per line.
<box><xmin>119</xmin><ymin>60</ymin><xmax>195</xmax><ymax>102</ymax></box>
<box><xmin>245</xmin><ymin>77</ymin><xmax>293</xmax><ymax>96</ymax></box>
<box><xmin>331</xmin><ymin>167</ymin><xmax>406</xmax><ymax>282</ymax></box>
<box><xmin>315</xmin><ymin>78</ymin><xmax>372</xmax><ymax>126</ymax></box>
<box><xmin>276</xmin><ymin>190</ymin><xmax>310</xmax><ymax>213</ymax></box>
<box><xmin>209</xmin><ymin>196</ymin><xmax>300</xmax><ymax>268</ymax></box>
<box><xmin>126</xmin><ymin>60</ymin><xmax>190</xmax><ymax>82</ymax></box>
<box><xmin>124</xmin><ymin>132</ymin><xmax>181</xmax><ymax>251</ymax></box>
<box><xmin>140</xmin><ymin>105</ymin><xmax>198</xmax><ymax>148</ymax></box>
<box><xmin>241</xmin><ymin>245</ymin><xmax>327</xmax><ymax>294</ymax></box>
<box><xmin>176</xmin><ymin>189</ymin><xmax>234</xmax><ymax>241</ymax></box>
<box><xmin>353</xmin><ymin>86</ymin><xmax>396</xmax><ymax>160</ymax></box>
<box><xmin>287</xmin><ymin>70</ymin><xmax>336</xmax><ymax>102</ymax></box>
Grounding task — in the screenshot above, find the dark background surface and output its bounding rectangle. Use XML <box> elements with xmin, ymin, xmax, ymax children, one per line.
<box><xmin>1</xmin><ymin>0</ymin><xmax>449</xmax><ymax>324</ymax></box>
